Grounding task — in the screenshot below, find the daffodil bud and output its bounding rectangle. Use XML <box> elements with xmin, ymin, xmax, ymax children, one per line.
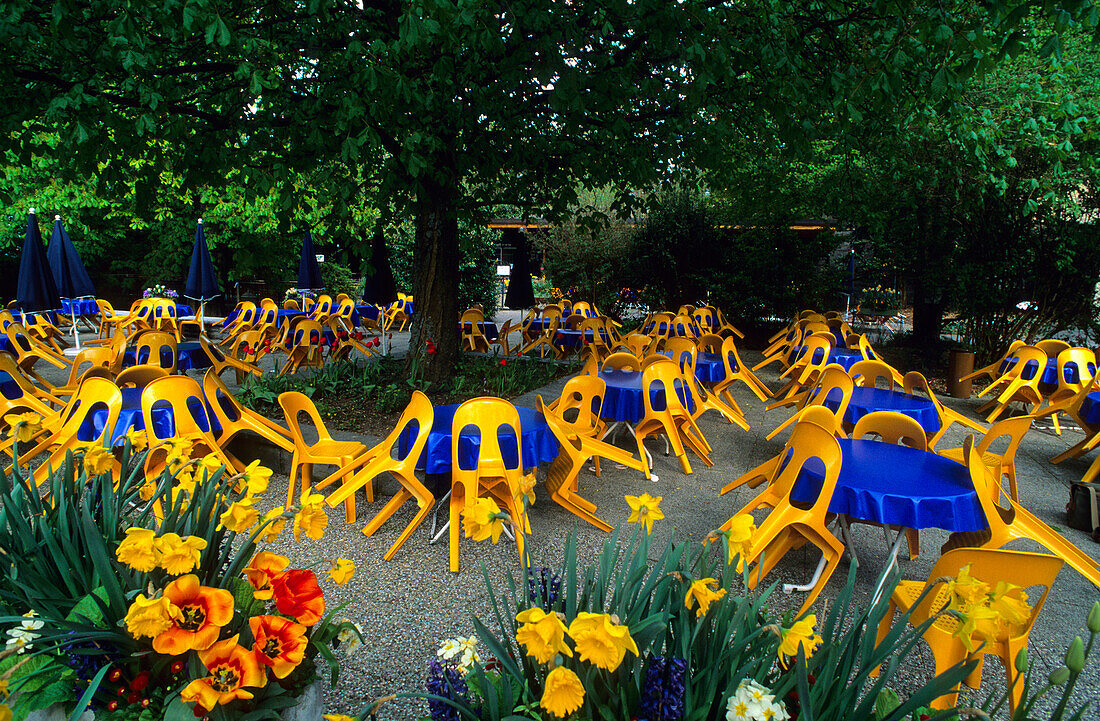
<box><xmin>1048</xmin><ymin>666</ymin><xmax>1070</xmax><ymax>686</ymax></box>
<box><xmin>1014</xmin><ymin>648</ymin><xmax>1028</xmax><ymax>673</ymax></box>
<box><xmin>1065</xmin><ymin>637</ymin><xmax>1085</xmax><ymax>673</ymax></box>
<box><xmin>1088</xmin><ymin>601</ymin><xmax>1100</xmax><ymax>633</ymax></box>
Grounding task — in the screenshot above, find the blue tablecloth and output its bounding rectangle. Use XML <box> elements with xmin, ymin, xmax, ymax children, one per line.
<box><xmin>661</xmin><ymin>351</ymin><xmax>725</xmax><ymax>383</ymax></box>
<box><xmin>60</xmin><ymin>298</ymin><xmax>99</xmax><ymax>316</ymax></box>
<box><xmin>11</xmin><ymin>311</ymin><xmax>59</xmax><ymax>325</ymax></box>
<box><xmin>396</xmin><ymin>403</ymin><xmax>559</xmax><ymax>474</ymax></box>
<box><xmin>787</xmin><ymin>345</ymin><xmax>866</xmax><ymax>371</ymax></box>
<box><xmin>1081</xmin><ymin>392</ymin><xmax>1100</xmax><ymax>425</ymax></box>
<box><xmin>598</xmin><ymin>370</ymin><xmax>695</xmax><ymax>423</ymax></box>
<box><xmin>0</xmin><ymin>338</ymin><xmax>14</xmax><ymax>356</ymax></box>
<box><xmin>123</xmin><ymin>341</ymin><xmax>214</xmax><ymax>372</ymax></box>
<box><xmin>554</xmin><ymin>329</ymin><xmax>611</xmax><ymax>348</ymax></box>
<box><xmin>80</xmin><ymin>387</ymin><xmax>222</xmax><ymax>445</ymax></box>
<box><xmin>642</xmin><ymin>322</ymin><xmax>700</xmax><ymax>337</ymax></box>
<box><xmin>356</xmin><ymin>305</ymin><xmax>380</xmax><ymax>323</ymax></box>
<box><xmin>821</xmin><ymin>386</ymin><xmax>941</xmax><ymax>433</ymax></box>
<box><xmin>460</xmin><ymin>321</ymin><xmax>499</xmax><ymax>342</ymax></box>
<box><xmin>791</xmin><ymin>439</ymin><xmax>985</xmax><ymax>532</ymax></box>
<box><xmin>222</xmin><ymin>308</ymin><xmax>304</xmax><ymax>329</ymax></box>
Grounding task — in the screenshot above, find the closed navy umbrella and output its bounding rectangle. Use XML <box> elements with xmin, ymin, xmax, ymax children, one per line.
<box><xmin>16</xmin><ymin>209</ymin><xmax>61</xmax><ymax>314</ymax></box>
<box><xmin>362</xmin><ymin>226</ymin><xmax>397</xmax><ymax>306</ymax></box>
<box><xmin>297</xmin><ymin>231</ymin><xmax>324</xmax><ymax>293</ymax></box>
<box><xmin>504</xmin><ymin>230</ymin><xmax>536</xmax><ymax>310</ymax></box>
<box><xmin>184</xmin><ymin>219</ymin><xmax>222</xmax><ymax>302</ymax></box>
<box><xmin>47</xmin><ymin>215</ymin><xmax>96</xmax><ymax>349</ymax></box>
<box><xmin>47</xmin><ymin>216</ymin><xmax>96</xmax><ymax>299</ymax></box>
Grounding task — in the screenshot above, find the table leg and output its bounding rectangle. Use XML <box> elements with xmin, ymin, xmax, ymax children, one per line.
<box><xmin>870</xmin><ymin>527</ymin><xmax>909</xmax><ymax>608</ymax></box>
<box><xmin>784</xmin><ymin>517</ymin><xmax>854</xmax><ymax>595</ymax></box>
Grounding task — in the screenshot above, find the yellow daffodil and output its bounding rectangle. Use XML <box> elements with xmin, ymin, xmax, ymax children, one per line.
<box><xmin>240</xmin><ymin>460</ymin><xmax>273</xmax><ymax>497</ymax></box>
<box><xmin>83</xmin><ymin>445</ymin><xmax>115</xmax><ymax>476</ymax></box>
<box><xmin>220</xmin><ymin>498</ymin><xmax>259</xmax><ymax>533</ymax></box>
<box><xmin>684</xmin><ymin>578</ymin><xmax>726</xmax><ymax>618</ymax></box>
<box><xmin>515</xmin><ymin>472</ymin><xmax>537</xmax><ymax>505</ymax></box>
<box><xmin>462</xmin><ymin>497</ymin><xmax>506</xmax><ymax>543</ymax></box>
<box><xmin>626</xmin><ymin>493</ymin><xmax>664</xmax><ymax>534</ymax></box>
<box><xmin>515</xmin><ymin>608</ymin><xmax>572</xmax><ymax>663</ymax></box>
<box><xmin>124</xmin><ymin>593</ymin><xmax>177</xmax><ymax>639</ymax></box>
<box><xmin>323</xmin><ymin>716</ymin><xmax>358</xmax><ymax>721</ymax></box>
<box><xmin>0</xmin><ymin>704</ymin><xmax>11</xmax><ymax>721</ymax></box>
<box><xmin>327</xmin><ymin>558</ymin><xmax>355</xmax><ymax>586</ymax></box>
<box><xmin>201</xmin><ymin>453</ymin><xmax>224</xmax><ymax>479</ymax></box>
<box><xmin>989</xmin><ymin>582</ymin><xmax>1031</xmax><ymax>629</ymax></box>
<box><xmin>540</xmin><ymin>666</ymin><xmax>585</xmax><ymax>718</ymax></box>
<box><xmin>260</xmin><ymin>507</ymin><xmax>287</xmax><ymax>543</ymax></box>
<box><xmin>724</xmin><ymin>515</ymin><xmax>755</xmax><ymax>572</ymax></box>
<box><xmin>946</xmin><ymin>564</ymin><xmax>991</xmax><ymax>608</ymax></box>
<box><xmin>155</xmin><ymin>533</ymin><xmax>207</xmax><ymax>575</ymax></box>
<box><xmin>293</xmin><ymin>494</ymin><xmax>328</xmax><ymax>541</ymax></box>
<box><xmin>138</xmin><ymin>480</ymin><xmax>158</xmax><ymax>502</ymax></box>
<box><xmin>779</xmin><ymin>615</ymin><xmax>822</xmax><ymax>659</ymax></box>
<box><xmin>115</xmin><ymin>527</ymin><xmax>158</xmax><ymax>573</ymax></box>
<box><xmin>124</xmin><ymin>429</ymin><xmax>148</xmax><ymax>452</ymax></box>
<box><xmin>568</xmin><ymin>612</ymin><xmax>638</xmax><ymax>672</ymax></box>
<box><xmin>3</xmin><ymin>412</ymin><xmax>42</xmax><ymax>443</ymax></box>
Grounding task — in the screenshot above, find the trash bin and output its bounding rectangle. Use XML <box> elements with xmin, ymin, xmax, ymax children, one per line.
<box><xmin>947</xmin><ymin>349</ymin><xmax>975</xmax><ymax>398</ymax></box>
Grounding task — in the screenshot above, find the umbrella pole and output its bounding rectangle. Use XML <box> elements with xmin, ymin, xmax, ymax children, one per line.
<box><xmin>71</xmin><ymin>306</ymin><xmax>81</xmax><ymax>350</ymax></box>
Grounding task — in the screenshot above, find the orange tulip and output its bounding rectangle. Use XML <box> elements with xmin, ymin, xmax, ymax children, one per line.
<box><xmin>180</xmin><ymin>635</ymin><xmax>266</xmax><ymax>711</ymax></box>
<box><xmin>243</xmin><ymin>551</ymin><xmax>290</xmax><ymax>601</ymax></box>
<box><xmin>272</xmin><ymin>569</ymin><xmax>325</xmax><ymax>626</ymax></box>
<box><xmin>153</xmin><ymin>575</ymin><xmax>234</xmax><ymax>655</ymax></box>
<box><xmin>249</xmin><ymin>615</ymin><xmax>308</xmax><ymax>679</ymax></box>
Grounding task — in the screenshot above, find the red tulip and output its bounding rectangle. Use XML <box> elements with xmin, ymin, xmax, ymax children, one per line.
<box><xmin>500</xmin><ymin>359</ymin><xmax>507</xmax><ymax>366</ymax></box>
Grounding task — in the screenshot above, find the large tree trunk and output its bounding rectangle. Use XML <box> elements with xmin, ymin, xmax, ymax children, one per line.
<box><xmin>408</xmin><ymin>180</ymin><xmax>460</xmax><ymax>383</ymax></box>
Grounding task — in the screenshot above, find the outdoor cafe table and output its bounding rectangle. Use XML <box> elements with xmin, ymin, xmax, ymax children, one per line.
<box><xmin>821</xmin><ymin>386</ymin><xmax>941</xmax><ymax>433</ymax></box>
<box><xmin>554</xmin><ymin>328</ymin><xmax>612</xmax><ymax>348</ymax></box>
<box><xmin>221</xmin><ymin>308</ymin><xmax>304</xmax><ymax>329</ymax></box>
<box><xmin>999</xmin><ymin>356</ymin><xmax>1091</xmax><ymax>387</ymax></box>
<box><xmin>122</xmin><ymin>341</ymin><xmax>215</xmax><ymax>372</ymax></box>
<box><xmin>60</xmin><ymin>298</ymin><xmax>99</xmax><ymax>316</ymax></box>
<box><xmin>1078</xmin><ymin>392</ymin><xmax>1100</xmax><ymax>425</ymax></box>
<box><xmin>791</xmin><ymin>438</ymin><xmax>984</xmax><ymax>601</ymax></box>
<box><xmin>395</xmin><ymin>402</ymin><xmax>559</xmax><ymax>475</ymax></box>
<box><xmin>598</xmin><ymin>369</ymin><xmax>695</xmax><ymax>424</ymax></box>
<box><xmin>81</xmin><ymin>387</ymin><xmax>223</xmax><ymax>445</ymax></box>
<box><xmin>787</xmin><ymin>345</ymin><xmax>865</xmax><ymax>371</ymax></box>
<box><xmin>660</xmin><ymin>351</ymin><xmax>725</xmax><ymax>382</ymax></box>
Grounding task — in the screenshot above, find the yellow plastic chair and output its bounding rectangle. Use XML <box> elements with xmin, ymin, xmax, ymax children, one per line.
<box><xmin>201</xmin><ymin>369</ymin><xmax>295</xmax><ymax>467</ymax></box>
<box><xmin>198</xmin><ymin>335</ymin><xmax>263</xmax><ymax>384</ymax></box>
<box><xmin>701</xmin><ymin>334</ymin><xmax>771</xmax><ymax>404</ymax></box>
<box><xmin>115</xmin><ymin>365</ymin><xmax>170</xmax><ymax>389</ymax></box>
<box><xmin>959</xmin><ymin>340</ymin><xmax>1025</xmax><ymax>383</ymax></box>
<box><xmin>765</xmin><ymin>366</ymin><xmax>854</xmax><ymax>440</ymax></box>
<box><xmin>848</xmin><ymin>359</ymin><xmax>903</xmax><ymax>390</ymax></box>
<box><xmin>221</xmin><ymin>302</ymin><xmax>256</xmax><ymax>339</ymax></box>
<box><xmin>902</xmin><ymin>371</ymin><xmax>988</xmax><ymax>449</ymax></box>
<box><xmin>132</xmin><ymin>331</ymin><xmax>178</xmax><ymax>373</ymax></box>
<box><xmin>669</xmin><ymin>342</ymin><xmax>748</xmax><ymax>432</ymax></box>
<box><xmin>383</xmin><ymin>299</ymin><xmax>411</xmax><ymax>332</ymax></box>
<box><xmin>278</xmin><ymin>320</ymin><xmax>326</xmax><ymax>376</ymax></box>
<box><xmin>4</xmin><ymin>323</ymin><xmax>69</xmax><ymax>385</ymax></box>
<box><xmin>1042</xmin><ymin>347</ymin><xmax>1097</xmax><ymax>434</ymax></box>
<box><xmin>278</xmin><ymin>391</ymin><xmax>374</xmax><ymax>521</ymax></box>
<box><xmin>324</xmin><ymin>391</ymin><xmax>436</xmax><ymax>560</ymax></box>
<box><xmin>725</xmin><ymin>423</ymin><xmax>845</xmax><ymax>615</ymax></box>
<box><xmin>775</xmin><ymin>334</ymin><xmax>834</xmax><ymax>400</ymax></box>
<box><xmin>460</xmin><ymin>309</ymin><xmax>491</xmax><ymax>353</ymax></box>
<box><xmin>48</xmin><ymin>347</ymin><xmax>117</xmax><ymax>398</ymax></box>
<box><xmin>711</xmin><ymin>306</ymin><xmax>745</xmax><ymax>339</ymax></box>
<box><xmin>602</xmin><ymin>352</ymin><xmax>642</xmax><ymax>372</ymax></box>
<box><xmin>670</xmin><ymin>313</ymin><xmax>699</xmax><ymax>340</ymax></box>
<box><xmin>149</xmin><ymin>298</ymin><xmax>182</xmax><ymax>342</ymax></box>
<box><xmin>941</xmin><ymin>437</ymin><xmax>1100</xmax><ymax>590</ymax></box>
<box><xmin>578</xmin><ymin>317</ymin><xmax>611</xmax><ymax>359</ymax></box>
<box><xmin>140</xmin><ymin>375</ymin><xmax>234</xmax><ymax>480</ymax></box>
<box><xmin>20</xmin><ymin>376</ymin><xmax>123</xmax><ymax>486</ymax></box>
<box><xmin>644</xmin><ymin>312</ymin><xmax>674</xmax><ymax>347</ymax></box>
<box><xmin>94</xmin><ymin>299</ymin><xmax>127</xmax><ymax>340</ymax></box>
<box><xmin>521</xmin><ymin>309</ymin><xmax>562</xmax><ymax>359</ymax></box>
<box><xmin>1035</xmin><ymin>338</ymin><xmax>1071</xmax><ymax>357</ymax></box>
<box><xmin>494</xmin><ymin>319</ymin><xmax>523</xmax><ymax>356</ymax></box>
<box><xmin>634</xmin><ymin>360</ymin><xmax>712</xmax><ymax>477</ymax></box>
<box><xmin>179</xmin><ymin>302</ymin><xmax>206</xmax><ymax>339</ymax></box>
<box><xmin>692</xmin><ymin>307</ymin><xmax>718</xmax><ymax>334</ymax></box>
<box><xmin>326</xmin><ymin>299</ymin><xmax>358</xmax><ymax>335</ymax></box>
<box><xmin>851</xmin><ymin>410</ymin><xmax>928</xmax><ymax>450</ymax></box>
<box><xmin>721</xmin><ymin>414</ymin><xmax>840</xmax><ymax>495</ymax></box>
<box><xmin>283</xmin><ymin>299</ymin><xmax>300</xmax><ymax>310</ymax></box>
<box><xmin>518</xmin><ymin>309</ymin><xmax>541</xmax><ymax>344</ymax></box>
<box><xmin>873</xmin><ymin>547</ymin><xmax>1063</xmax><ymax>714</ymax></box>
<box><xmin>448</xmin><ymin>398</ymin><xmax>531</xmax><ymax>572</ymax></box>
<box><xmin>538</xmin><ymin>392</ymin><xmax>643</xmax><ymax>531</ymax></box>
<box><xmin>1033</xmin><ymin>373</ymin><xmax>1100</xmax><ymax>463</ymax></box>
<box><xmin>616</xmin><ymin>333</ymin><xmax>652</xmax><ymax>358</ymax></box>
<box><xmin>937</xmin><ymin>415</ymin><xmax>1033</xmax><ymax>501</ymax></box>
<box><xmin>301</xmin><ymin>295</ymin><xmax>316</xmax><ymax>313</ymax></box>
<box><xmin>309</xmin><ymin>295</ymin><xmax>334</xmax><ymax>323</ymax></box>
<box><xmin>24</xmin><ymin>313</ymin><xmax>68</xmax><ymax>353</ymax></box>
<box><xmin>977</xmin><ymin>345</ymin><xmax>1047</xmax><ymax>421</ymax></box>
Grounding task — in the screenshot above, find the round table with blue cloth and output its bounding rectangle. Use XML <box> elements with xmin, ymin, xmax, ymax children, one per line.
<box><xmin>123</xmin><ymin>341</ymin><xmax>215</xmax><ymax>372</ymax></box>
<box><xmin>1079</xmin><ymin>392</ymin><xmax>1100</xmax><ymax>426</ymax></box>
<box><xmin>821</xmin><ymin>386</ymin><xmax>941</xmax><ymax>433</ymax></box>
<box><xmin>787</xmin><ymin>345</ymin><xmax>865</xmax><ymax>371</ymax></box>
<box><xmin>791</xmin><ymin>439</ymin><xmax>985</xmax><ymax>532</ymax></box>
<box><xmin>81</xmin><ymin>387</ymin><xmax>223</xmax><ymax>445</ymax></box>
<box><xmin>661</xmin><ymin>351</ymin><xmax>725</xmax><ymax>382</ymax></box>
<box><xmin>554</xmin><ymin>329</ymin><xmax>611</xmax><ymax>348</ymax></box>
<box><xmin>222</xmin><ymin>308</ymin><xmax>305</xmax><ymax>329</ymax></box>
<box><xmin>60</xmin><ymin>298</ymin><xmax>99</xmax><ymax>316</ymax></box>
<box><xmin>355</xmin><ymin>304</ymin><xmax>380</xmax><ymax>324</ymax></box>
<box><xmin>396</xmin><ymin>403</ymin><xmax>559</xmax><ymax>475</ymax></box>
<box><xmin>598</xmin><ymin>370</ymin><xmax>695</xmax><ymax>423</ymax></box>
